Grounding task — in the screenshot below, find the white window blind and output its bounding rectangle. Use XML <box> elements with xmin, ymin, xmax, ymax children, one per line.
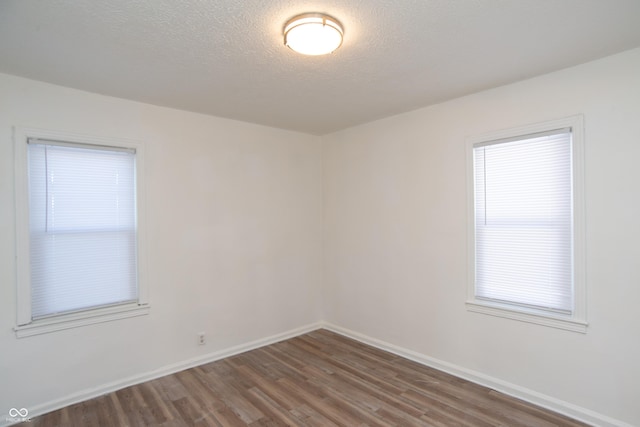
<box><xmin>473</xmin><ymin>129</ymin><xmax>573</xmax><ymax>313</ymax></box>
<box><xmin>27</xmin><ymin>140</ymin><xmax>138</xmax><ymax>319</ymax></box>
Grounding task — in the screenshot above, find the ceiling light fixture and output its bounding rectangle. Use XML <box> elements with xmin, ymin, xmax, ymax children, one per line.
<box><xmin>284</xmin><ymin>13</ymin><xmax>343</xmax><ymax>56</ymax></box>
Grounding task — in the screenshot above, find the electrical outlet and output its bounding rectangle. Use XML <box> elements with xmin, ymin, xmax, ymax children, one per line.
<box><xmin>197</xmin><ymin>332</ymin><xmax>206</xmax><ymax>346</ymax></box>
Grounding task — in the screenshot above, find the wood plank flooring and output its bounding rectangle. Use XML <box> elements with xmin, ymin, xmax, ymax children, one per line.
<box><xmin>25</xmin><ymin>329</ymin><xmax>589</xmax><ymax>426</ymax></box>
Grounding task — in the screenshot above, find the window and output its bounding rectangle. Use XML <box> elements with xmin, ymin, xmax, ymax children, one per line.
<box><xmin>14</xmin><ymin>128</ymin><xmax>148</xmax><ymax>337</ymax></box>
<box><xmin>466</xmin><ymin>116</ymin><xmax>586</xmax><ymax>332</ymax></box>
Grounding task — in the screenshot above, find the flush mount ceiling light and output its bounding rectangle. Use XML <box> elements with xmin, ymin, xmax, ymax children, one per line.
<box><xmin>284</xmin><ymin>13</ymin><xmax>343</xmax><ymax>56</ymax></box>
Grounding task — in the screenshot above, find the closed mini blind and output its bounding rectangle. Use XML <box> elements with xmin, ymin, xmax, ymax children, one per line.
<box><xmin>28</xmin><ymin>140</ymin><xmax>138</xmax><ymax>319</ymax></box>
<box><xmin>473</xmin><ymin>129</ymin><xmax>573</xmax><ymax>313</ymax></box>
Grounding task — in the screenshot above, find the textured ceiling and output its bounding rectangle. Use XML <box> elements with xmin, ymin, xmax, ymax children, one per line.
<box><xmin>1</xmin><ymin>0</ymin><xmax>640</xmax><ymax>135</ymax></box>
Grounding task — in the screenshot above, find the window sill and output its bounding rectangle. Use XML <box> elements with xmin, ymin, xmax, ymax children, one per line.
<box><xmin>14</xmin><ymin>303</ymin><xmax>150</xmax><ymax>338</ymax></box>
<box><xmin>466</xmin><ymin>300</ymin><xmax>587</xmax><ymax>333</ymax></box>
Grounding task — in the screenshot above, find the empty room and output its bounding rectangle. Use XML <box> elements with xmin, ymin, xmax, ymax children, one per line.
<box><xmin>1</xmin><ymin>1</ymin><xmax>639</xmax><ymax>426</ymax></box>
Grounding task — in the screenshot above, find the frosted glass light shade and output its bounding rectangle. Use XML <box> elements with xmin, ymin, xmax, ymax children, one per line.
<box><xmin>284</xmin><ymin>13</ymin><xmax>343</xmax><ymax>56</ymax></box>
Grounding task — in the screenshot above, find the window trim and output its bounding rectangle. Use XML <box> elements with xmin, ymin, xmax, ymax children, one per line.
<box><xmin>465</xmin><ymin>116</ymin><xmax>587</xmax><ymax>333</ymax></box>
<box><xmin>13</xmin><ymin>127</ymin><xmax>149</xmax><ymax>338</ymax></box>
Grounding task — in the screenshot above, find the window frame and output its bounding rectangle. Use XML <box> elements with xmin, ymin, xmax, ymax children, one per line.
<box><xmin>14</xmin><ymin>127</ymin><xmax>149</xmax><ymax>338</ymax></box>
<box><xmin>465</xmin><ymin>116</ymin><xmax>587</xmax><ymax>333</ymax></box>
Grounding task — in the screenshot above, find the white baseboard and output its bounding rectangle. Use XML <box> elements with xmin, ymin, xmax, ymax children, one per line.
<box><xmin>5</xmin><ymin>322</ymin><xmax>631</xmax><ymax>427</ymax></box>
<box><xmin>321</xmin><ymin>322</ymin><xmax>631</xmax><ymax>427</ymax></box>
<box><xmin>5</xmin><ymin>322</ymin><xmax>323</xmax><ymax>426</ymax></box>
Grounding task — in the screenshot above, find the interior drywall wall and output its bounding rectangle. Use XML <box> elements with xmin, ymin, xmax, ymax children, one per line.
<box><xmin>322</xmin><ymin>48</ymin><xmax>640</xmax><ymax>425</ymax></box>
<box><xmin>2</xmin><ymin>47</ymin><xmax>639</xmax><ymax>426</ymax></box>
<box><xmin>0</xmin><ymin>73</ymin><xmax>323</xmax><ymax>414</ymax></box>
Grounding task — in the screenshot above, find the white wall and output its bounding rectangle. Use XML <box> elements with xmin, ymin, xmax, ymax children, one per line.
<box><xmin>323</xmin><ymin>48</ymin><xmax>640</xmax><ymax>426</ymax></box>
<box><xmin>0</xmin><ymin>74</ymin><xmax>323</xmax><ymax>415</ymax></box>
<box><xmin>2</xmin><ymin>48</ymin><xmax>639</xmax><ymax>426</ymax></box>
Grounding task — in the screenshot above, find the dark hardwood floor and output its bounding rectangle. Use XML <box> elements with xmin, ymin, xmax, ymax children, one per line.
<box><xmin>26</xmin><ymin>329</ymin><xmax>589</xmax><ymax>426</ymax></box>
